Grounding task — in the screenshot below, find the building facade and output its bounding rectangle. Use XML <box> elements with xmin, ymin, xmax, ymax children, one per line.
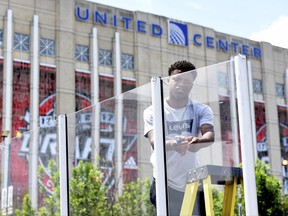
<box><xmin>0</xmin><ymin>0</ymin><xmax>288</xmax><ymax>209</ymax></box>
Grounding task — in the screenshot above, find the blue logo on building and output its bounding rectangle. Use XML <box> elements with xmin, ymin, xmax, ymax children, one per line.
<box><xmin>168</xmin><ymin>21</ymin><xmax>188</xmax><ymax>46</ymax></box>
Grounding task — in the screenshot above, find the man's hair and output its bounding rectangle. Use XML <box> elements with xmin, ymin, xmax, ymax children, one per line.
<box><xmin>168</xmin><ymin>60</ymin><xmax>197</xmax><ymax>79</ymax></box>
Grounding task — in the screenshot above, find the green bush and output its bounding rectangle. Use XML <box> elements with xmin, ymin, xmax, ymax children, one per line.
<box><xmin>113</xmin><ymin>178</ymin><xmax>156</xmax><ymax>216</ymax></box>
<box><xmin>213</xmin><ymin>159</ymin><xmax>288</xmax><ymax>215</ymax></box>
<box><xmin>15</xmin><ymin>194</ymin><xmax>35</xmax><ymax>216</ymax></box>
<box><xmin>15</xmin><ymin>160</ymin><xmax>156</xmax><ymax>216</ymax></box>
<box><xmin>69</xmin><ymin>161</ymin><xmax>110</xmax><ymax>216</ymax></box>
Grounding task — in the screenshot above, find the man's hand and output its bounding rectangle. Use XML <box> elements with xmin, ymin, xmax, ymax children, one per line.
<box><xmin>171</xmin><ymin>136</ymin><xmax>189</xmax><ymax>156</ymax></box>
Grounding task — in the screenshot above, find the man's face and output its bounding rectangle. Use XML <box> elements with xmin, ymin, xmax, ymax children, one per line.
<box><xmin>169</xmin><ymin>70</ymin><xmax>194</xmax><ymax>99</ymax></box>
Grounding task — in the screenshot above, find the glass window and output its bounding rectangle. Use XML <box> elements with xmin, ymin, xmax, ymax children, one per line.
<box><xmin>121</xmin><ymin>53</ymin><xmax>134</xmax><ymax>70</ymax></box>
<box><xmin>0</xmin><ymin>30</ymin><xmax>3</xmax><ymax>48</ymax></box>
<box><xmin>99</xmin><ymin>49</ymin><xmax>112</xmax><ymax>66</ymax></box>
<box><xmin>75</xmin><ymin>44</ymin><xmax>89</xmax><ymax>63</ymax></box>
<box><xmin>217</xmin><ymin>72</ymin><xmax>228</xmax><ymax>88</ymax></box>
<box><xmin>276</xmin><ymin>83</ymin><xmax>285</xmax><ymax>98</ymax></box>
<box><xmin>40</xmin><ymin>38</ymin><xmax>55</xmax><ymax>56</ymax></box>
<box><xmin>14</xmin><ymin>33</ymin><xmax>30</xmax><ymax>52</ymax></box>
<box><xmin>253</xmin><ymin>79</ymin><xmax>263</xmax><ymax>94</ymax></box>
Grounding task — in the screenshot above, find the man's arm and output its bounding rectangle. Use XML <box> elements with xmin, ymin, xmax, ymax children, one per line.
<box><xmin>147</xmin><ymin>130</ymin><xmax>155</xmax><ymax>149</ymax></box>
<box><xmin>187</xmin><ymin>124</ymin><xmax>215</xmax><ymax>152</ymax></box>
<box><xmin>147</xmin><ymin>130</ymin><xmax>187</xmax><ymax>154</ymax></box>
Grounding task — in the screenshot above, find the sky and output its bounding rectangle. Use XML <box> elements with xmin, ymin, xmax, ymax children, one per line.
<box><xmin>87</xmin><ymin>0</ymin><xmax>288</xmax><ymax>49</ymax></box>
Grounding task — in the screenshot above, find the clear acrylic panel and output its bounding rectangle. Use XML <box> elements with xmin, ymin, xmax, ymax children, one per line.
<box><xmin>66</xmin><ymin>82</ymin><xmax>155</xmax><ymax>215</ymax></box>
<box><xmin>0</xmin><ymin>117</ymin><xmax>58</xmax><ymax>214</ymax></box>
<box><xmin>37</xmin><ymin>120</ymin><xmax>59</xmax><ymax>207</ymax></box>
<box><xmin>0</xmin><ymin>134</ymin><xmax>32</xmax><ymax>213</ymax></box>
<box><xmin>160</xmin><ymin>59</ymin><xmax>241</xmax><ymax>215</ymax></box>
<box><xmin>0</xmin><ymin>59</ymin><xmax>251</xmax><ymax>215</ymax></box>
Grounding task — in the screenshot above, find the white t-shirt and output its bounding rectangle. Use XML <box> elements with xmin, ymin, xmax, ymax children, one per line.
<box><xmin>143</xmin><ymin>99</ymin><xmax>214</xmax><ymax>192</ymax></box>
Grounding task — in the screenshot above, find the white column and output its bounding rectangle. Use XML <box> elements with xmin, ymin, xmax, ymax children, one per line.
<box><xmin>29</xmin><ymin>14</ymin><xmax>39</xmax><ymax>210</ymax></box>
<box><xmin>234</xmin><ymin>54</ymin><xmax>258</xmax><ymax>215</ymax></box>
<box><xmin>114</xmin><ymin>32</ymin><xmax>121</xmax><ymax>96</ymax></box>
<box><xmin>151</xmin><ymin>77</ymin><xmax>168</xmax><ymax>216</ymax></box>
<box><xmin>114</xmin><ymin>32</ymin><xmax>123</xmax><ymax>194</ymax></box>
<box><xmin>58</xmin><ymin>115</ymin><xmax>69</xmax><ymax>216</ymax></box>
<box><xmin>92</xmin><ymin>27</ymin><xmax>99</xmax><ymax>105</ymax></box>
<box><xmin>91</xmin><ymin>27</ymin><xmax>100</xmax><ymax>165</ymax></box>
<box><xmin>2</xmin><ymin>8</ymin><xmax>13</xmax><ymax>192</ymax></box>
<box><xmin>285</xmin><ymin>69</ymin><xmax>288</xmax><ymax>104</ymax></box>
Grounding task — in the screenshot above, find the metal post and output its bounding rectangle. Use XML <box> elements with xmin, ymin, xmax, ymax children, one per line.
<box><xmin>58</xmin><ymin>115</ymin><xmax>69</xmax><ymax>216</ymax></box>
<box><xmin>151</xmin><ymin>77</ymin><xmax>168</xmax><ymax>216</ymax></box>
<box><xmin>234</xmin><ymin>55</ymin><xmax>258</xmax><ymax>215</ymax></box>
<box><xmin>247</xmin><ymin>61</ymin><xmax>257</xmax><ymax>161</ymax></box>
<box><xmin>229</xmin><ymin>57</ymin><xmax>239</xmax><ymax>166</ymax></box>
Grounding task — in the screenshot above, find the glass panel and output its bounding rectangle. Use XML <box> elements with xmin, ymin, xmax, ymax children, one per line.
<box><xmin>13</xmin><ymin>33</ymin><xmax>30</xmax><ymax>52</ymax></box>
<box><xmin>11</xmin><ymin>62</ymin><xmax>31</xmax><ymax>207</ymax></box>
<box><xmin>255</xmin><ymin>102</ymin><xmax>268</xmax><ymax>162</ymax></box>
<box><xmin>66</xmin><ymin>81</ymin><xmax>154</xmax><ymax>215</ymax></box>
<box><xmin>75</xmin><ymin>71</ymin><xmax>91</xmax><ymax>111</ymax></box>
<box><xmin>40</xmin><ymin>38</ymin><xmax>55</xmax><ymax>57</ymax></box>
<box><xmin>99</xmin><ymin>75</ymin><xmax>114</xmax><ymax>101</ymax></box>
<box><xmin>160</xmin><ymin>60</ymin><xmax>239</xmax><ymax>215</ymax></box>
<box><xmin>0</xmin><ymin>64</ymin><xmax>58</xmax><ymax>212</ymax></box>
<box><xmin>75</xmin><ymin>44</ymin><xmax>89</xmax><ymax>63</ymax></box>
<box><xmin>39</xmin><ymin>66</ymin><xmax>56</xmax><ymax>110</ymax></box>
<box><xmin>1</xmin><ymin>59</ymin><xmax>255</xmax><ymax>214</ymax></box>
<box><xmin>121</xmin><ymin>53</ymin><xmax>134</xmax><ymax>70</ymax></box>
<box><xmin>37</xmin><ymin>120</ymin><xmax>59</xmax><ymax>207</ymax></box>
<box><xmin>217</xmin><ymin>72</ymin><xmax>228</xmax><ymax>88</ymax></box>
<box><xmin>0</xmin><ymin>118</ymin><xmax>58</xmax><ymax>213</ymax></box>
<box><xmin>122</xmin><ymin>78</ymin><xmax>136</xmax><ymax>94</ymax></box>
<box><xmin>278</xmin><ymin>105</ymin><xmax>288</xmax><ymax>195</ymax></box>
<box><xmin>253</xmin><ymin>79</ymin><xmax>262</xmax><ymax>94</ymax></box>
<box><xmin>276</xmin><ymin>83</ymin><xmax>285</xmax><ymax>98</ymax></box>
<box><xmin>99</xmin><ymin>49</ymin><xmax>112</xmax><ymax>66</ymax></box>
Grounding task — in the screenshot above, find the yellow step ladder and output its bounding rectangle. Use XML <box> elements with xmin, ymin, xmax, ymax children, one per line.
<box><xmin>180</xmin><ymin>165</ymin><xmax>243</xmax><ymax>216</ymax></box>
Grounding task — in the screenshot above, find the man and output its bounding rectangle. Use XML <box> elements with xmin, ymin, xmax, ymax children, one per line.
<box><xmin>143</xmin><ymin>60</ymin><xmax>214</xmax><ymax>215</ymax></box>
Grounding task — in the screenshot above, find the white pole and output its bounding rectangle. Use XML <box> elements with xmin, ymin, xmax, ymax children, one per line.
<box><xmin>151</xmin><ymin>77</ymin><xmax>168</xmax><ymax>216</ymax></box>
<box><xmin>2</xmin><ymin>8</ymin><xmax>13</xmax><ymax>194</ymax></box>
<box><xmin>92</xmin><ymin>27</ymin><xmax>99</xmax><ymax>105</ymax></box>
<box><xmin>285</xmin><ymin>69</ymin><xmax>288</xmax><ymax>105</ymax></box>
<box><xmin>58</xmin><ymin>115</ymin><xmax>69</xmax><ymax>216</ymax></box>
<box><xmin>247</xmin><ymin>61</ymin><xmax>257</xmax><ymax>161</ymax></box>
<box><xmin>114</xmin><ymin>32</ymin><xmax>123</xmax><ymax>195</ymax></box>
<box><xmin>91</xmin><ymin>27</ymin><xmax>100</xmax><ymax>165</ymax></box>
<box><xmin>30</xmin><ymin>14</ymin><xmax>39</xmax><ymax>210</ymax></box>
<box><xmin>114</xmin><ymin>32</ymin><xmax>121</xmax><ymax>96</ymax></box>
<box><xmin>229</xmin><ymin>57</ymin><xmax>239</xmax><ymax>166</ymax></box>
<box><xmin>234</xmin><ymin>54</ymin><xmax>258</xmax><ymax>215</ymax></box>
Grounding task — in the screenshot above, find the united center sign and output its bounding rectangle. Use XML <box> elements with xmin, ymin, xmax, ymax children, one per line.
<box><xmin>75</xmin><ymin>5</ymin><xmax>262</xmax><ymax>59</ymax></box>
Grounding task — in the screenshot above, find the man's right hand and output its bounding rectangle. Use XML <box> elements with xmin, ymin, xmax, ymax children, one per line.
<box><xmin>170</xmin><ymin>136</ymin><xmax>189</xmax><ymax>156</ymax></box>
